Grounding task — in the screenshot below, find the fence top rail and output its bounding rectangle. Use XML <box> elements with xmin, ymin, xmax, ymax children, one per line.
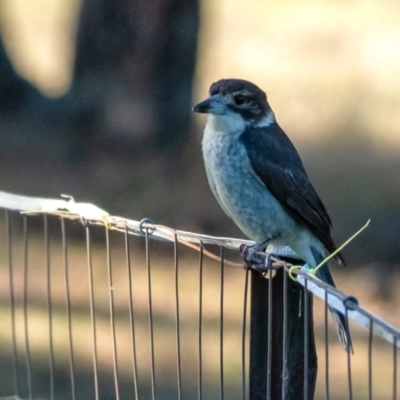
<box><xmin>1</xmin><ymin>189</ymin><xmax>400</xmax><ymax>347</ymax></box>
<box><xmin>293</xmin><ymin>268</ymin><xmax>400</xmax><ymax>347</ymax></box>
<box><xmin>0</xmin><ymin>190</ymin><xmax>298</xmax><ymax>255</ymax></box>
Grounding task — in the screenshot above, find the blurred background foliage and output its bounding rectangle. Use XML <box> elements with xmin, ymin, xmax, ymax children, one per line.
<box><xmin>0</xmin><ymin>0</ymin><xmax>400</xmax><ymax>287</ymax></box>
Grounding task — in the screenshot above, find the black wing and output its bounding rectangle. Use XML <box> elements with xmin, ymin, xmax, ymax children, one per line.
<box><xmin>240</xmin><ymin>122</ymin><xmax>345</xmax><ymax>265</ymax></box>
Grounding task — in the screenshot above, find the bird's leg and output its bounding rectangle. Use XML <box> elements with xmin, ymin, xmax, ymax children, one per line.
<box><xmin>240</xmin><ymin>239</ymin><xmax>274</xmax><ymax>270</ymax></box>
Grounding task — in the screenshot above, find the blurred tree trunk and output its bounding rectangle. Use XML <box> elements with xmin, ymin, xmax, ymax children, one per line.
<box><xmin>72</xmin><ymin>0</ymin><xmax>200</xmax><ymax>155</ymax></box>
<box><xmin>0</xmin><ymin>0</ymin><xmax>201</xmax><ymax>224</ymax></box>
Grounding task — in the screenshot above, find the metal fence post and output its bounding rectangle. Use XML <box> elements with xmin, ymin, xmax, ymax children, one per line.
<box><xmin>249</xmin><ymin>268</ymin><xmax>317</xmax><ymax>400</ymax></box>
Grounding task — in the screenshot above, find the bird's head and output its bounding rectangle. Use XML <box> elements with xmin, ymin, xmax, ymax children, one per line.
<box><xmin>193</xmin><ymin>79</ymin><xmax>274</xmax><ymax>128</ymax></box>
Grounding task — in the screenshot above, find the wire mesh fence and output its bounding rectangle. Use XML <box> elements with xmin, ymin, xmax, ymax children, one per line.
<box><xmin>0</xmin><ymin>192</ymin><xmax>399</xmax><ymax>400</ymax></box>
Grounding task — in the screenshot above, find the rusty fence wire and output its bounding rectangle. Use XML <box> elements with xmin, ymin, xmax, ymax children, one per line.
<box><xmin>0</xmin><ymin>192</ymin><xmax>399</xmax><ymax>400</ymax></box>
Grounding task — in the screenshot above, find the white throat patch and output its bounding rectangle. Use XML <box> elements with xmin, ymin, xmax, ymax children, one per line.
<box><xmin>254</xmin><ymin>111</ymin><xmax>275</xmax><ymax>128</ymax></box>
<box><xmin>206</xmin><ymin>109</ymin><xmax>246</xmax><ymax>134</ymax></box>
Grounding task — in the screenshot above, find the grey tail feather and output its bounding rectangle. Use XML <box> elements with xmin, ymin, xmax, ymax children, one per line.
<box><xmin>312</xmin><ymin>249</ymin><xmax>354</xmax><ymax>354</ymax></box>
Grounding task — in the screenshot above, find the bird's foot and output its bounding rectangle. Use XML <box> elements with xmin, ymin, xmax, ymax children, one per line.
<box><xmin>240</xmin><ymin>239</ymin><xmax>281</xmax><ymax>272</ymax></box>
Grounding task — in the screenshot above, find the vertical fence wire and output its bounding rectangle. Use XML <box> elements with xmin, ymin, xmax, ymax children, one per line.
<box><xmin>394</xmin><ymin>337</ymin><xmax>397</xmax><ymax>400</ymax></box>
<box><xmin>22</xmin><ymin>216</ymin><xmax>32</xmax><ymax>400</ymax></box>
<box><xmin>125</xmin><ymin>227</ymin><xmax>139</xmax><ymax>400</ymax></box>
<box><xmin>4</xmin><ymin>210</ymin><xmax>400</xmax><ymax>400</ymax></box>
<box><xmin>303</xmin><ymin>278</ymin><xmax>309</xmax><ymax>400</ymax></box>
<box><xmin>5</xmin><ymin>210</ymin><xmax>19</xmax><ymax>396</ymax></box>
<box><xmin>61</xmin><ymin>218</ymin><xmax>76</xmax><ymax>400</ymax></box>
<box><xmin>266</xmin><ymin>270</ymin><xmax>273</xmax><ymax>400</ymax></box>
<box><xmin>174</xmin><ymin>234</ymin><xmax>182</xmax><ymax>399</ymax></box>
<box><xmin>368</xmin><ymin>319</ymin><xmax>373</xmax><ymax>400</ymax></box>
<box><xmin>44</xmin><ymin>215</ymin><xmax>55</xmax><ymax>400</ymax></box>
<box><xmin>324</xmin><ymin>290</ymin><xmax>330</xmax><ymax>400</ymax></box>
<box><xmin>105</xmin><ymin>228</ymin><xmax>120</xmax><ymax>400</ymax></box>
<box><xmin>219</xmin><ymin>246</ymin><xmax>225</xmax><ymax>400</ymax></box>
<box><xmin>346</xmin><ymin>308</ymin><xmax>353</xmax><ymax>400</ymax></box>
<box><xmin>281</xmin><ymin>267</ymin><xmax>288</xmax><ymax>400</ymax></box>
<box><xmin>145</xmin><ymin>229</ymin><xmax>156</xmax><ymax>400</ymax></box>
<box><xmin>86</xmin><ymin>225</ymin><xmax>99</xmax><ymax>400</ymax></box>
<box><xmin>242</xmin><ymin>267</ymin><xmax>250</xmax><ymax>400</ymax></box>
<box><xmin>198</xmin><ymin>242</ymin><xmax>203</xmax><ymax>400</ymax></box>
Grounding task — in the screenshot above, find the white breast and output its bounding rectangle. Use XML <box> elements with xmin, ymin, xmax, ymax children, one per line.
<box><xmin>201</xmin><ymin>114</ymin><xmax>297</xmax><ymax>243</ymax></box>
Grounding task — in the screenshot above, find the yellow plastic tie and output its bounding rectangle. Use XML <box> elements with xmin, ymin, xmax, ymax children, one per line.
<box><xmin>288</xmin><ymin>264</ymin><xmax>303</xmax><ymax>281</ymax></box>
<box><xmin>310</xmin><ymin>219</ymin><xmax>371</xmax><ymax>276</ymax></box>
<box><xmin>102</xmin><ymin>214</ymin><xmax>114</xmax><ymax>230</ymax></box>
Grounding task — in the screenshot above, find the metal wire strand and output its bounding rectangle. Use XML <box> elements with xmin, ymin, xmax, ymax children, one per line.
<box><xmin>44</xmin><ymin>215</ymin><xmax>55</xmax><ymax>400</ymax></box>
<box><xmin>61</xmin><ymin>218</ymin><xmax>76</xmax><ymax>400</ymax></box>
<box><xmin>124</xmin><ymin>226</ymin><xmax>139</xmax><ymax>400</ymax></box>
<box><xmin>324</xmin><ymin>289</ymin><xmax>330</xmax><ymax>400</ymax></box>
<box><xmin>198</xmin><ymin>242</ymin><xmax>203</xmax><ymax>400</ymax></box>
<box><xmin>219</xmin><ymin>246</ymin><xmax>225</xmax><ymax>400</ymax></box>
<box><xmin>346</xmin><ymin>307</ymin><xmax>353</xmax><ymax>400</ymax></box>
<box><xmin>145</xmin><ymin>228</ymin><xmax>156</xmax><ymax>400</ymax></box>
<box><xmin>303</xmin><ymin>279</ymin><xmax>309</xmax><ymax>400</ymax></box>
<box><xmin>86</xmin><ymin>226</ymin><xmax>99</xmax><ymax>400</ymax></box>
<box><xmin>5</xmin><ymin>210</ymin><xmax>19</xmax><ymax>396</ymax></box>
<box><xmin>242</xmin><ymin>266</ymin><xmax>250</xmax><ymax>400</ymax></box>
<box><xmin>368</xmin><ymin>319</ymin><xmax>373</xmax><ymax>400</ymax></box>
<box><xmin>105</xmin><ymin>228</ymin><xmax>120</xmax><ymax>400</ymax></box>
<box><xmin>394</xmin><ymin>336</ymin><xmax>398</xmax><ymax>400</ymax></box>
<box><xmin>23</xmin><ymin>216</ymin><xmax>33</xmax><ymax>400</ymax></box>
<box><xmin>281</xmin><ymin>268</ymin><xmax>288</xmax><ymax>400</ymax></box>
<box><xmin>174</xmin><ymin>234</ymin><xmax>182</xmax><ymax>399</ymax></box>
<box><xmin>266</xmin><ymin>268</ymin><xmax>273</xmax><ymax>400</ymax></box>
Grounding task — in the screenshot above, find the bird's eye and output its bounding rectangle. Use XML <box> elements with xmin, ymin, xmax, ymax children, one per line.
<box><xmin>234</xmin><ymin>95</ymin><xmax>246</xmax><ymax>105</ymax></box>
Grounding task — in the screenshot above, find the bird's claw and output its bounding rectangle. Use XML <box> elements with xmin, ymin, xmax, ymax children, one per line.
<box><xmin>240</xmin><ymin>239</ymin><xmax>278</xmax><ymax>272</ymax></box>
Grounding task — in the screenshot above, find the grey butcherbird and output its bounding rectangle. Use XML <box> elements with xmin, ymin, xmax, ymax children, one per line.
<box><xmin>193</xmin><ymin>78</ymin><xmax>352</xmax><ymax>353</ymax></box>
